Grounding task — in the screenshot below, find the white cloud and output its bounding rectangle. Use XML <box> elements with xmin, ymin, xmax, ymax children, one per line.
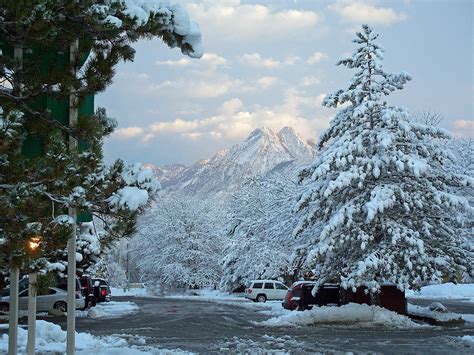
<box><xmin>330</xmin><ymin>1</ymin><xmax>407</xmax><ymax>26</ymax></box>
<box><xmin>114</xmin><ymin>126</ymin><xmax>144</xmax><ymax>140</ymax></box>
<box><xmin>187</xmin><ymin>1</ymin><xmax>319</xmax><ymax>41</ymax></box>
<box><xmin>301</xmin><ymin>76</ymin><xmax>322</xmax><ymax>87</ymax></box>
<box><xmin>155</xmin><ymin>52</ymin><xmax>226</xmax><ymax>70</ymax></box>
<box><xmin>201</xmin><ymin>52</ymin><xmax>227</xmax><ymax>68</ymax></box>
<box><xmin>239</xmin><ymin>53</ymin><xmax>300</xmax><ymax>68</ymax></box>
<box><xmin>307</xmin><ymin>51</ymin><xmax>328</xmax><ymax>64</ymax></box>
<box><xmin>114</xmin><ymin>89</ymin><xmax>331</xmax><ymax>143</ymax></box>
<box><xmin>145</xmin><ymin>77</ymin><xmax>244</xmax><ymax>98</ymax></box>
<box><xmin>451</xmin><ymin>119</ymin><xmax>474</xmax><ymax>137</ymax></box>
<box><xmin>220</xmin><ymin>98</ymin><xmax>243</xmax><ymax>115</ymax></box>
<box><xmin>239</xmin><ymin>53</ymin><xmax>280</xmax><ymax>68</ymax></box>
<box><xmin>155</xmin><ymin>58</ymin><xmax>191</xmax><ymax>67</ymax></box>
<box><xmin>284</xmin><ymin>55</ymin><xmax>301</xmax><ymax>65</ymax></box>
<box><xmin>256</xmin><ymin>76</ymin><xmax>278</xmax><ymax>89</ymax></box>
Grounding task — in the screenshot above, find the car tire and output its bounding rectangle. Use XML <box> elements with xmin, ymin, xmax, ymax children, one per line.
<box><xmin>0</xmin><ymin>302</ymin><xmax>9</xmax><ymax>313</ymax></box>
<box><xmin>53</xmin><ymin>301</ymin><xmax>67</xmax><ymax>313</ymax></box>
<box><xmin>256</xmin><ymin>294</ymin><xmax>267</xmax><ymax>303</ymax></box>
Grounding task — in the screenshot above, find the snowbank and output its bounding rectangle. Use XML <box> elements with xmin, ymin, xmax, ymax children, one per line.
<box><xmin>238</xmin><ymin>300</ymin><xmax>291</xmax><ymax>317</ymax></box>
<box><xmin>407</xmin><ymin>304</ymin><xmax>465</xmax><ymax>325</ymax></box>
<box><xmin>85</xmin><ymin>301</ymin><xmax>139</xmax><ymax>319</ymax></box>
<box><xmin>0</xmin><ymin>320</ymin><xmax>127</xmax><ymax>353</ymax></box>
<box><xmin>407</xmin><ymin>283</ymin><xmax>474</xmax><ymax>301</ymax></box>
<box><xmin>257</xmin><ymin>303</ymin><xmax>418</xmax><ymax>328</ymax></box>
<box><xmin>458</xmin><ymin>335</ymin><xmax>474</xmax><ymax>347</ymax></box>
<box><xmin>0</xmin><ymin>320</ymin><xmax>190</xmax><ymax>353</ymax></box>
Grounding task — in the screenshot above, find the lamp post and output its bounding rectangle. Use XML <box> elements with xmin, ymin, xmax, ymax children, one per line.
<box><xmin>7</xmin><ymin>45</ymin><xmax>23</xmax><ymax>355</ymax></box>
<box><xmin>67</xmin><ymin>38</ymin><xmax>79</xmax><ymax>355</ymax></box>
<box><xmin>26</xmin><ymin>236</ymin><xmax>41</xmax><ymax>355</ymax></box>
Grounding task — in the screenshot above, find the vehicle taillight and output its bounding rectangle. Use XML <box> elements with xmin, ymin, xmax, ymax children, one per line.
<box><xmin>247</xmin><ymin>289</ymin><xmax>252</xmax><ymax>294</ymax></box>
<box><xmin>101</xmin><ymin>289</ymin><xmax>107</xmax><ymax>296</ymax></box>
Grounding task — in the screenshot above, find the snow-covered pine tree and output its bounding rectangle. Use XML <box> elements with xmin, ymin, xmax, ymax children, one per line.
<box><xmin>0</xmin><ymin>1</ymin><xmax>201</xmax><ymax>282</ymax></box>
<box><xmin>293</xmin><ymin>25</ymin><xmax>473</xmax><ymax>293</ymax></box>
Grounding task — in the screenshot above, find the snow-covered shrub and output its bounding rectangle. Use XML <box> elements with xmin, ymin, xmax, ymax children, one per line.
<box><xmin>134</xmin><ymin>195</ymin><xmax>225</xmax><ymax>290</ymax></box>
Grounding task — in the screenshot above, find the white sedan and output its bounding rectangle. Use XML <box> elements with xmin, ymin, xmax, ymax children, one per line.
<box><xmin>0</xmin><ymin>287</ymin><xmax>84</xmax><ymax>313</ymax></box>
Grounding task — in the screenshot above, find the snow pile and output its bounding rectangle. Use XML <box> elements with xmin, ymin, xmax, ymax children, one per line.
<box><xmin>0</xmin><ymin>320</ymin><xmax>127</xmax><ymax>353</ymax></box>
<box><xmin>407</xmin><ymin>283</ymin><xmax>474</xmax><ymax>301</ymax></box>
<box><xmin>258</xmin><ymin>303</ymin><xmax>418</xmax><ymax>328</ymax></box>
<box><xmin>459</xmin><ymin>335</ymin><xmax>474</xmax><ymax>347</ymax></box>
<box><xmin>86</xmin><ymin>301</ymin><xmax>139</xmax><ymax>319</ymax></box>
<box><xmin>239</xmin><ymin>300</ymin><xmax>291</xmax><ymax>317</ymax></box>
<box><xmin>219</xmin><ymin>335</ymin><xmax>312</xmax><ymax>354</ymax></box>
<box><xmin>407</xmin><ymin>304</ymin><xmax>464</xmax><ymax>324</ymax></box>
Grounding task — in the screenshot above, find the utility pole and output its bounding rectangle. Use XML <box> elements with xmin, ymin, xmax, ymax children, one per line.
<box><xmin>7</xmin><ymin>267</ymin><xmax>19</xmax><ymax>355</ymax></box>
<box><xmin>26</xmin><ymin>273</ymin><xmax>37</xmax><ymax>355</ymax></box>
<box><xmin>8</xmin><ymin>45</ymin><xmax>23</xmax><ymax>355</ymax></box>
<box><xmin>66</xmin><ymin>38</ymin><xmax>79</xmax><ymax>355</ymax></box>
<box><xmin>126</xmin><ymin>242</ymin><xmax>130</xmax><ymax>291</ymax></box>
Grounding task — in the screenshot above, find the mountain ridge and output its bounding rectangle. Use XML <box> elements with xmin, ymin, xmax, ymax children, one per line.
<box><xmin>148</xmin><ymin>126</ymin><xmax>315</xmax><ymax>194</ymax></box>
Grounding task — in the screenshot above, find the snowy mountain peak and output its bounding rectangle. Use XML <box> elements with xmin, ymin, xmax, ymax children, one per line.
<box><xmin>157</xmin><ymin>126</ymin><xmax>315</xmax><ymax>194</ymax></box>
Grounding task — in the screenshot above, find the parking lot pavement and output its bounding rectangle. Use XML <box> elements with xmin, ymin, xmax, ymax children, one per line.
<box><xmin>2</xmin><ymin>296</ymin><xmax>473</xmax><ymax>353</ymax></box>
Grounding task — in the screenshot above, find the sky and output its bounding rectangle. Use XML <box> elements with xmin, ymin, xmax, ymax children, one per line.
<box><xmin>100</xmin><ymin>0</ymin><xmax>473</xmax><ymax>166</ymax></box>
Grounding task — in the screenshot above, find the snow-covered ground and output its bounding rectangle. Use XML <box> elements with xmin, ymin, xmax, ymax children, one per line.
<box><xmin>0</xmin><ymin>320</ymin><xmax>195</xmax><ymax>354</ymax></box>
<box><xmin>256</xmin><ymin>303</ymin><xmax>420</xmax><ymax>328</ymax></box>
<box><xmin>454</xmin><ymin>335</ymin><xmax>474</xmax><ymax>348</ymax></box>
<box><xmin>0</xmin><ymin>320</ymin><xmax>154</xmax><ymax>354</ymax></box>
<box><xmin>111</xmin><ymin>286</ymin><xmax>247</xmax><ymax>303</ymax></box>
<box><xmin>163</xmin><ymin>289</ymin><xmax>245</xmax><ymax>302</ymax></box>
<box><xmin>80</xmin><ymin>301</ymin><xmax>139</xmax><ymax>319</ymax></box>
<box><xmin>407</xmin><ymin>283</ymin><xmax>474</xmax><ymax>301</ymax></box>
<box><xmin>111</xmin><ymin>287</ymin><xmax>150</xmax><ymax>297</ymax></box>
<box><xmin>408</xmin><ymin>304</ymin><xmax>469</xmax><ymax>324</ymax></box>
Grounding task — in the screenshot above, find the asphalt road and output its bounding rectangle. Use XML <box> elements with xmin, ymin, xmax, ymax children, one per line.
<box><xmin>42</xmin><ymin>296</ymin><xmax>474</xmax><ymax>354</ymax></box>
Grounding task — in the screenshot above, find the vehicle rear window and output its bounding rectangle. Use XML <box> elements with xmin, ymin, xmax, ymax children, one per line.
<box><xmin>264</xmin><ymin>283</ymin><xmax>274</xmax><ymax>289</ymax></box>
<box><xmin>275</xmin><ymin>283</ymin><xmax>287</xmax><ymax>290</ymax></box>
<box><xmin>252</xmin><ymin>282</ymin><xmax>263</xmax><ymax>289</ymax></box>
<box><xmin>93</xmin><ymin>279</ymin><xmax>108</xmax><ymax>286</ymax></box>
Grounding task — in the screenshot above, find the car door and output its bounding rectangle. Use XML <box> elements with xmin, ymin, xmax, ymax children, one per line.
<box><xmin>18</xmin><ymin>289</ymin><xmax>28</xmax><ymax>310</ymax></box>
<box><xmin>37</xmin><ymin>288</ymin><xmax>59</xmax><ymax>312</ymax></box>
<box><xmin>263</xmin><ymin>282</ymin><xmax>275</xmax><ymax>300</ymax></box>
<box><xmin>275</xmin><ymin>282</ymin><xmax>289</xmax><ymax>300</ymax></box>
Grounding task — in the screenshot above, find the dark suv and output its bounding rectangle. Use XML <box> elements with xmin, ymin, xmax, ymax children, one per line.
<box><xmin>92</xmin><ymin>278</ymin><xmax>111</xmax><ymax>303</ymax></box>
<box><xmin>283</xmin><ymin>281</ymin><xmax>340</xmax><ymax>310</ymax></box>
<box><xmin>79</xmin><ymin>275</ymin><xmax>94</xmax><ymax>309</ymax></box>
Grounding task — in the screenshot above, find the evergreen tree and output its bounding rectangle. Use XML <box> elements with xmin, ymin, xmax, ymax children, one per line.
<box><xmin>0</xmin><ymin>1</ymin><xmax>201</xmax><ymax>280</ymax></box>
<box><xmin>293</xmin><ymin>25</ymin><xmax>473</xmax><ymax>293</ymax></box>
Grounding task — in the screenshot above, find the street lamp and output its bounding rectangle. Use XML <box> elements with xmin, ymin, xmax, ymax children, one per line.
<box><xmin>27</xmin><ymin>237</ymin><xmax>41</xmax><ymax>253</ymax></box>
<box><xmin>25</xmin><ymin>235</ymin><xmax>41</xmax><ymax>355</ymax></box>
